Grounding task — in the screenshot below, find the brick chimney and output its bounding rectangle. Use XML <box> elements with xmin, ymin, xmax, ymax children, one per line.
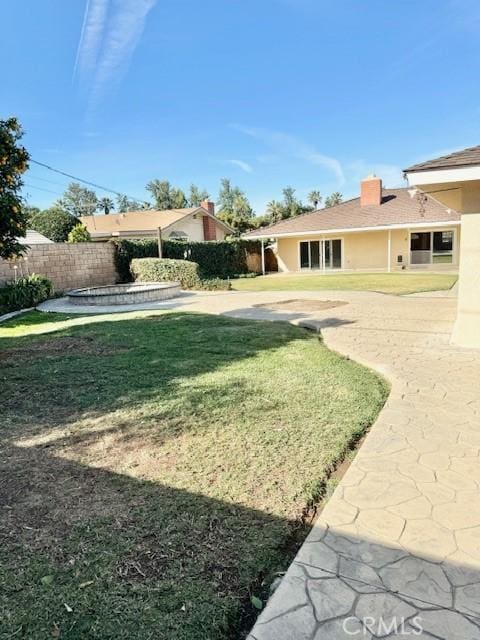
<box><xmin>200</xmin><ymin>201</ymin><xmax>216</xmax><ymax>241</ymax></box>
<box><xmin>200</xmin><ymin>200</ymin><xmax>215</xmax><ymax>216</ymax></box>
<box><xmin>360</xmin><ymin>175</ymin><xmax>382</xmax><ymax>206</ymax></box>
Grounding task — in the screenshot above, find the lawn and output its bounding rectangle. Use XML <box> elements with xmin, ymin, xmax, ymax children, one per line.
<box><xmin>232</xmin><ymin>272</ymin><xmax>458</xmax><ymax>295</ymax></box>
<box><xmin>0</xmin><ymin>311</ymin><xmax>388</xmax><ymax>640</ymax></box>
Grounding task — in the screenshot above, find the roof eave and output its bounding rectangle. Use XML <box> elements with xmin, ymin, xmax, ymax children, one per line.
<box><xmin>244</xmin><ymin>219</ymin><xmax>461</xmax><ymax>240</ymax></box>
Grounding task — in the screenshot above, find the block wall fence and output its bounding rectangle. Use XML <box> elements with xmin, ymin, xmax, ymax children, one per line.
<box><xmin>0</xmin><ymin>243</ymin><xmax>118</xmax><ymax>292</ymax></box>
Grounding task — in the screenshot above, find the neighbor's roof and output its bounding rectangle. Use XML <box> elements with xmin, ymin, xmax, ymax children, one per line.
<box><xmin>80</xmin><ymin>206</ymin><xmax>232</xmax><ymax>237</ymax></box>
<box><xmin>18</xmin><ymin>229</ymin><xmax>54</xmax><ymax>244</ymax></box>
<box><xmin>404</xmin><ymin>145</ymin><xmax>480</xmax><ymax>172</ymax></box>
<box><xmin>244</xmin><ymin>188</ymin><xmax>460</xmax><ymax>239</ymax></box>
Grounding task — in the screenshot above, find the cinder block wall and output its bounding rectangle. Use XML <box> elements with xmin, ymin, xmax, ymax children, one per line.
<box><xmin>0</xmin><ymin>243</ymin><xmax>118</xmax><ymax>292</ymax></box>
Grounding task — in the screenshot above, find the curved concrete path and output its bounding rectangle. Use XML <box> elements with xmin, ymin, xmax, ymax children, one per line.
<box><xmin>40</xmin><ymin>290</ymin><xmax>480</xmax><ymax>638</ymax></box>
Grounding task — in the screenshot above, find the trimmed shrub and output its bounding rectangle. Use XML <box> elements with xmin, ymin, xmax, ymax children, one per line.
<box><xmin>131</xmin><ymin>258</ymin><xmax>201</xmax><ymax>289</ymax></box>
<box><xmin>0</xmin><ymin>274</ymin><xmax>53</xmax><ymax>314</ymax></box>
<box><xmin>113</xmin><ymin>238</ymin><xmax>261</xmax><ymax>282</ymax></box>
<box><xmin>194</xmin><ymin>278</ymin><xmax>231</xmax><ymax>291</ymax></box>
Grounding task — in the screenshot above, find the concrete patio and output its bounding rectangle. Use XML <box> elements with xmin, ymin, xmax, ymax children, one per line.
<box><xmin>40</xmin><ymin>289</ymin><xmax>480</xmax><ymax>638</ymax></box>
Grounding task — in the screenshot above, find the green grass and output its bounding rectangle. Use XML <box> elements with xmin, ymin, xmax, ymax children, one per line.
<box><xmin>232</xmin><ymin>272</ymin><xmax>458</xmax><ymax>295</ymax></box>
<box><xmin>0</xmin><ymin>311</ymin><xmax>388</xmax><ymax>640</ymax></box>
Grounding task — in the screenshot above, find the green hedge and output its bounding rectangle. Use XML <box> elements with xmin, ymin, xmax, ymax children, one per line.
<box><xmin>131</xmin><ymin>258</ymin><xmax>201</xmax><ymax>289</ymax></box>
<box><xmin>0</xmin><ymin>274</ymin><xmax>53</xmax><ymax>314</ymax></box>
<box><xmin>130</xmin><ymin>258</ymin><xmax>231</xmax><ymax>291</ymax></box>
<box><xmin>113</xmin><ymin>238</ymin><xmax>261</xmax><ymax>282</ymax></box>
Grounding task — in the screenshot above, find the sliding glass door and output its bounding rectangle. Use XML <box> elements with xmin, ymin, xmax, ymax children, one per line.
<box><xmin>299</xmin><ymin>239</ymin><xmax>342</xmax><ymax>270</ymax></box>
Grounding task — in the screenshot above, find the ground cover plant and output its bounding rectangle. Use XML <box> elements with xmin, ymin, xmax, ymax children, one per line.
<box><xmin>0</xmin><ymin>310</ymin><xmax>388</xmax><ymax>639</ymax></box>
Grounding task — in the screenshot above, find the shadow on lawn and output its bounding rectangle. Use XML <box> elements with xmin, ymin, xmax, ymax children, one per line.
<box><xmin>0</xmin><ymin>437</ymin><xmax>298</xmax><ymax>640</ymax></box>
<box><xmin>0</xmin><ymin>312</ymin><xmax>311</xmax><ymax>436</ymax></box>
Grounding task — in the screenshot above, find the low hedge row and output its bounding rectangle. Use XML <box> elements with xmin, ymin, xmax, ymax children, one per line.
<box><xmin>0</xmin><ymin>274</ymin><xmax>53</xmax><ymax>314</ymax></box>
<box><xmin>113</xmin><ymin>238</ymin><xmax>261</xmax><ymax>282</ymax></box>
<box><xmin>130</xmin><ymin>258</ymin><xmax>231</xmax><ymax>291</ymax></box>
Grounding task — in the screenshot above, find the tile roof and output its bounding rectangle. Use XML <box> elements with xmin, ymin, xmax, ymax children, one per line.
<box><xmin>80</xmin><ymin>207</ymin><xmax>231</xmax><ymax>237</ymax></box>
<box><xmin>80</xmin><ymin>208</ymin><xmax>199</xmax><ymax>236</ymax></box>
<box><xmin>404</xmin><ymin>145</ymin><xmax>480</xmax><ymax>172</ymax></box>
<box><xmin>244</xmin><ymin>188</ymin><xmax>460</xmax><ymax>238</ymax></box>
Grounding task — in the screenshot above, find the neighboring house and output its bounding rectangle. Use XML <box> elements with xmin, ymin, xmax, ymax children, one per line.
<box><xmin>404</xmin><ymin>144</ymin><xmax>480</xmax><ymax>349</ymax></box>
<box><xmin>244</xmin><ymin>176</ymin><xmax>460</xmax><ymax>273</ymax></box>
<box><xmin>80</xmin><ymin>201</ymin><xmax>232</xmax><ymax>242</ymax></box>
<box><xmin>19</xmin><ymin>229</ymin><xmax>54</xmax><ymax>245</ymax></box>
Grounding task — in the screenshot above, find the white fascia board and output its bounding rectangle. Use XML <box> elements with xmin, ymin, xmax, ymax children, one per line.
<box><xmin>244</xmin><ymin>220</ymin><xmax>461</xmax><ymax>240</ymax></box>
<box><xmin>406</xmin><ymin>165</ymin><xmax>480</xmax><ymax>186</ymax></box>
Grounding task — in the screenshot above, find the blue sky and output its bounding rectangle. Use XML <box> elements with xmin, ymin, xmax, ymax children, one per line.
<box><xmin>2</xmin><ymin>0</ymin><xmax>480</xmax><ymax>214</ymax></box>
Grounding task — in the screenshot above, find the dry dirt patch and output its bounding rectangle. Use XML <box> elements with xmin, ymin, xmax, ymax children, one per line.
<box><xmin>254</xmin><ymin>299</ymin><xmax>348</xmax><ymax>313</ymax></box>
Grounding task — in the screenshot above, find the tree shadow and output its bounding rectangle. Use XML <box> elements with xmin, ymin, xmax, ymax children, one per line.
<box><xmin>0</xmin><ymin>312</ymin><xmax>312</xmax><ymax>439</ymax></box>
<box><xmin>0</xmin><ymin>438</ymin><xmax>301</xmax><ymax>640</ymax></box>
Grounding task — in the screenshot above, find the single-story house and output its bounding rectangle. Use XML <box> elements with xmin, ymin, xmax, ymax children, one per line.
<box><xmin>80</xmin><ymin>201</ymin><xmax>232</xmax><ymax>242</ymax></box>
<box><xmin>244</xmin><ymin>176</ymin><xmax>460</xmax><ymax>273</ymax></box>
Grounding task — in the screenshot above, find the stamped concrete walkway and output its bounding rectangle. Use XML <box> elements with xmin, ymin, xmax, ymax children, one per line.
<box><xmin>41</xmin><ymin>290</ymin><xmax>480</xmax><ymax>638</ymax></box>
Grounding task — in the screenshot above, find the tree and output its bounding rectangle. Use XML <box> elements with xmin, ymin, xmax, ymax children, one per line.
<box><xmin>23</xmin><ymin>204</ymin><xmax>41</xmax><ymax>221</ymax></box>
<box><xmin>280</xmin><ymin>186</ymin><xmax>306</xmax><ymax>218</ymax></box>
<box><xmin>30</xmin><ymin>207</ymin><xmax>79</xmax><ymax>242</ymax></box>
<box><xmin>67</xmin><ymin>223</ymin><xmax>91</xmax><ymax>243</ymax></box>
<box><xmin>187</xmin><ymin>184</ymin><xmax>209</xmax><ymax>207</ymax></box>
<box><xmin>56</xmin><ymin>182</ymin><xmax>98</xmax><ymax>216</ymax></box>
<box><xmin>324</xmin><ymin>192</ymin><xmax>343</xmax><ymax>208</ymax></box>
<box><xmin>170</xmin><ymin>187</ymin><xmax>187</xmax><ymax>209</ymax></box>
<box><xmin>0</xmin><ymin>117</ymin><xmax>29</xmax><ymax>259</ymax></box>
<box><xmin>308</xmin><ymin>190</ymin><xmax>322</xmax><ymax>209</ymax></box>
<box><xmin>217</xmin><ymin>178</ymin><xmax>255</xmax><ymax>232</ymax></box>
<box><xmin>98</xmin><ymin>197</ymin><xmax>114</xmax><ymax>215</ymax></box>
<box><xmin>266</xmin><ymin>200</ymin><xmax>284</xmax><ymax>224</ymax></box>
<box><xmin>146</xmin><ymin>179</ymin><xmax>186</xmax><ymax>210</ymax></box>
<box><xmin>116</xmin><ymin>195</ymin><xmax>149</xmax><ymax>212</ymax></box>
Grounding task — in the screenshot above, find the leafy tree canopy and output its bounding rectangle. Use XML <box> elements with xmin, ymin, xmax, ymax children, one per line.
<box><xmin>187</xmin><ymin>184</ymin><xmax>209</xmax><ymax>207</ymax></box>
<box><xmin>116</xmin><ymin>194</ymin><xmax>150</xmax><ymax>212</ymax></box>
<box><xmin>55</xmin><ymin>182</ymin><xmax>98</xmax><ymax>217</ymax></box>
<box><xmin>30</xmin><ymin>207</ymin><xmax>79</xmax><ymax>242</ymax></box>
<box><xmin>0</xmin><ymin>117</ymin><xmax>30</xmax><ymax>259</ymax></box>
<box><xmin>67</xmin><ymin>223</ymin><xmax>91</xmax><ymax>243</ymax></box>
<box><xmin>146</xmin><ymin>179</ymin><xmax>187</xmax><ymax>210</ymax></box>
<box><xmin>216</xmin><ymin>178</ymin><xmax>255</xmax><ymax>232</ymax></box>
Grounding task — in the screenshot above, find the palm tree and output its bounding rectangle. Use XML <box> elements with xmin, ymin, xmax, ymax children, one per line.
<box><xmin>266</xmin><ymin>200</ymin><xmax>284</xmax><ymax>223</ymax></box>
<box><xmin>307</xmin><ymin>190</ymin><xmax>322</xmax><ymax>209</ymax></box>
<box><xmin>324</xmin><ymin>192</ymin><xmax>343</xmax><ymax>208</ymax></box>
<box><xmin>99</xmin><ymin>197</ymin><xmax>114</xmax><ymax>215</ymax></box>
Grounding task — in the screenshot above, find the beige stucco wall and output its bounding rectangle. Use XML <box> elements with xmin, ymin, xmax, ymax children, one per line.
<box><xmin>276</xmin><ymin>228</ymin><xmax>459</xmax><ymax>272</ymax></box>
<box><xmin>452</xmin><ymin>212</ymin><xmax>480</xmax><ymax>347</ymax></box>
<box><xmin>167</xmin><ymin>214</ymin><xmax>226</xmax><ymax>241</ymax></box>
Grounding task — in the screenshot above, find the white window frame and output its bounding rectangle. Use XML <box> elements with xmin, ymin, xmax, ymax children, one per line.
<box><xmin>409</xmin><ymin>228</ymin><xmax>456</xmax><ymax>266</ymax></box>
<box><xmin>298</xmin><ymin>238</ymin><xmax>343</xmax><ymax>270</ymax></box>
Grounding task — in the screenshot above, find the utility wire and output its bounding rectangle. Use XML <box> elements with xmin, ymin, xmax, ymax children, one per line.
<box><xmin>29</xmin><ymin>159</ymin><xmax>149</xmax><ymax>204</ymax></box>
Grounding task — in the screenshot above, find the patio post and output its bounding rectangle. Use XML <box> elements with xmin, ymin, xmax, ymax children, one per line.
<box><xmin>261</xmin><ymin>239</ymin><xmax>265</xmax><ymax>275</ymax></box>
<box><xmin>387</xmin><ymin>229</ymin><xmax>392</xmax><ymax>272</ymax></box>
<box><xmin>157</xmin><ymin>227</ymin><xmax>163</xmax><ymax>258</ymax></box>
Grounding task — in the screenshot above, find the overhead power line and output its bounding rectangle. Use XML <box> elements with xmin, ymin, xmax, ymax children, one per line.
<box><xmin>29</xmin><ymin>159</ymin><xmax>149</xmax><ymax>204</ymax></box>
